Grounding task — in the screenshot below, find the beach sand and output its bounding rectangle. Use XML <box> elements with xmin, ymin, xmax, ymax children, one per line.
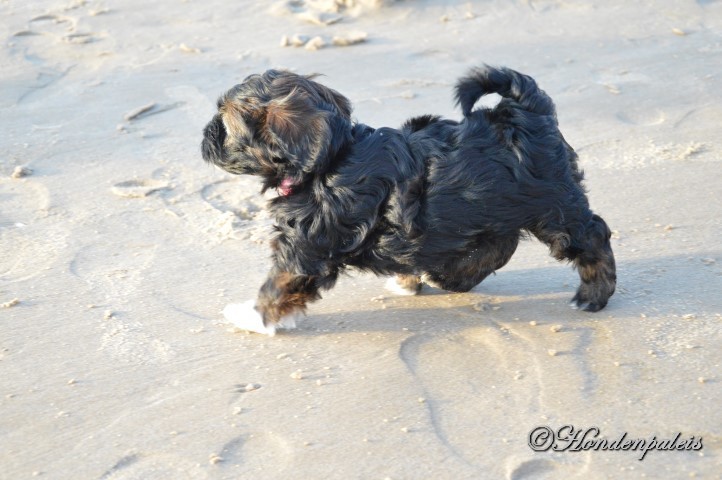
<box><xmin>1</xmin><ymin>0</ymin><xmax>721</xmax><ymax>478</ymax></box>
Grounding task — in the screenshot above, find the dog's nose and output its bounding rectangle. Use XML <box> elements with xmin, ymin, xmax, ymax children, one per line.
<box><xmin>201</xmin><ymin>136</ymin><xmax>214</xmax><ymax>163</ymax></box>
<box><xmin>201</xmin><ymin>115</ymin><xmax>226</xmax><ymax>163</ymax></box>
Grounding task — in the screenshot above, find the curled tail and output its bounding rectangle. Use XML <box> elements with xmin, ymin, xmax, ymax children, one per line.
<box><xmin>454</xmin><ymin>65</ymin><xmax>556</xmax><ymax>118</ymax></box>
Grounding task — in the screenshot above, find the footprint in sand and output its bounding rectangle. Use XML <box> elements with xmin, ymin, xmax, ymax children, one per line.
<box><xmin>399</xmin><ymin>318</ymin><xmax>594</xmax><ymax>476</ymax></box>
<box><xmin>7</xmin><ymin>7</ymin><xmax>106</xmax><ymax>105</ymax></box>
<box><xmin>70</xmin><ymin>239</ymin><xmax>157</xmax><ymax>302</ymax></box>
<box><xmin>111</xmin><ymin>179</ymin><xmax>172</xmax><ymax>198</ymax></box>
<box><xmin>594</xmin><ymin>71</ymin><xmax>666</xmax><ymax>127</ymax></box>
<box><xmin>506</xmin><ymin>456</ymin><xmax>590</xmax><ymax>480</ymax></box>
<box><xmin>616</xmin><ymin>108</ymin><xmax>666</xmax><ymax>126</ymax></box>
<box><xmin>215</xmin><ymin>432</ymin><xmax>294</xmax><ymax>473</ymax></box>
<box><xmin>201</xmin><ymin>180</ymin><xmax>265</xmax><ymax>220</ymax></box>
<box><xmin>70</xmin><ymin>230</ymin><xmax>172</xmax><ymax>364</ymax></box>
<box><xmin>19</xmin><ymin>13</ymin><xmax>79</xmax><ymax>40</ymax></box>
<box><xmin>674</xmin><ymin>105</ymin><xmax>722</xmax><ymax>129</ymax></box>
<box><xmin>164</xmin><ymin>85</ymin><xmax>217</xmax><ymax>124</ymax></box>
<box><xmin>0</xmin><ymin>178</ymin><xmax>68</xmax><ymax>282</ymax></box>
<box><xmin>98</xmin><ymin>315</ymin><xmax>176</xmax><ymax>365</ymax></box>
<box><xmin>10</xmin><ymin>9</ymin><xmax>103</xmax><ymax>64</ymax></box>
<box><xmin>508</xmin><ymin>457</ymin><xmax>557</xmax><ymax>480</ymax></box>
<box><xmin>200</xmin><ymin>179</ymin><xmax>274</xmax><ymax>243</ymax></box>
<box><xmin>99</xmin><ymin>453</ymin><xmax>207</xmax><ymax>480</ymax></box>
<box><xmin>399</xmin><ymin>330</ymin><xmax>542</xmax><ymax>469</ymax></box>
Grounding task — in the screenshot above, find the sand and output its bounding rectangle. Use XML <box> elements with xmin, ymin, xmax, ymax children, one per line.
<box><xmin>1</xmin><ymin>0</ymin><xmax>721</xmax><ymax>478</ymax></box>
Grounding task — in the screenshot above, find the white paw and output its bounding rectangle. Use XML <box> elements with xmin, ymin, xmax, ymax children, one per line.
<box><xmin>276</xmin><ymin>310</ymin><xmax>301</xmax><ymax>330</ymax></box>
<box><xmin>223</xmin><ymin>300</ymin><xmax>299</xmax><ymax>336</ymax></box>
<box><xmin>384</xmin><ymin>277</ymin><xmax>419</xmax><ymax>296</ymax></box>
<box><xmin>420</xmin><ymin>273</ymin><xmax>443</xmax><ymax>290</ymax></box>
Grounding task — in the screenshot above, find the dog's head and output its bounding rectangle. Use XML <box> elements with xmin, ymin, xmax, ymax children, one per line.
<box><xmin>201</xmin><ymin>70</ymin><xmax>353</xmax><ymax>192</ymax></box>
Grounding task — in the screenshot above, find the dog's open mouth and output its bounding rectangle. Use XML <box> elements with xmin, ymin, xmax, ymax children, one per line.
<box><xmin>277</xmin><ymin>177</ymin><xmax>296</xmax><ymax>196</ymax></box>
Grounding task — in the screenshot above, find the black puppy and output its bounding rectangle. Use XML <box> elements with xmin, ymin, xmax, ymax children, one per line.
<box><xmin>202</xmin><ymin>66</ymin><xmax>616</xmax><ymax>335</ymax></box>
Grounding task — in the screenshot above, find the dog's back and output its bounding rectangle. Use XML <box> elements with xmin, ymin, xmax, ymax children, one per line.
<box><xmin>452</xmin><ymin>65</ymin><xmax>585</xmax><ymax>188</ymax></box>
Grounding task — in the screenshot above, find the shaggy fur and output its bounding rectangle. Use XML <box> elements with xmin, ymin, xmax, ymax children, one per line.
<box><xmin>201</xmin><ymin>66</ymin><xmax>616</xmax><ymax>327</ymax></box>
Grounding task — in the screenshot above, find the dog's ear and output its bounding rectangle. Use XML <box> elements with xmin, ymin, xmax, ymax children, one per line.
<box><xmin>314</xmin><ymin>82</ymin><xmax>352</xmax><ymax>120</ymax></box>
<box><xmin>264</xmin><ymin>87</ymin><xmax>347</xmax><ymax>174</ymax></box>
<box><xmin>265</xmin><ymin>88</ymin><xmax>322</xmax><ymax>148</ymax></box>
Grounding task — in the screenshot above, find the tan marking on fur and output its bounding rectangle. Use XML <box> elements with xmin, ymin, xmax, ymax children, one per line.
<box><xmin>396</xmin><ymin>274</ymin><xmax>422</xmax><ymax>292</ymax></box>
<box><xmin>268</xmin><ymin>272</ymin><xmax>321</xmax><ymax>321</ymax></box>
<box><xmin>220</xmin><ymin>101</ymin><xmax>251</xmax><ymax>138</ymax></box>
<box><xmin>265</xmin><ymin>88</ymin><xmax>310</xmax><ymax>141</ymax></box>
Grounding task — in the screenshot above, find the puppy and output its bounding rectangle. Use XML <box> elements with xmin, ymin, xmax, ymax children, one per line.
<box><xmin>201</xmin><ymin>66</ymin><xmax>616</xmax><ymax>335</ymax></box>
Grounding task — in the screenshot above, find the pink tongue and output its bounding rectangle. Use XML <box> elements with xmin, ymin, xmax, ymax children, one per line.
<box><xmin>278</xmin><ymin>178</ymin><xmax>294</xmax><ymax>196</ymax></box>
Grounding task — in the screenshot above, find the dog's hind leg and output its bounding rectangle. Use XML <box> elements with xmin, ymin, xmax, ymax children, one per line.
<box><xmin>385</xmin><ymin>274</ymin><xmax>422</xmax><ymax>295</ymax></box>
<box><xmin>422</xmin><ymin>235</ymin><xmax>519</xmax><ymax>293</ymax></box>
<box><xmin>533</xmin><ymin>213</ymin><xmax>616</xmax><ymax>312</ymax></box>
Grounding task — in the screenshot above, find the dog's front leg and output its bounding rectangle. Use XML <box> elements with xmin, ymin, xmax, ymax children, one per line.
<box><xmin>224</xmin><ymin>259</ymin><xmax>338</xmax><ymax>336</ymax></box>
<box><xmin>222</xmin><ymin>271</ymin><xmax>318</xmax><ymax>336</ymax></box>
<box><xmin>222</xmin><ymin>270</ymin><xmax>321</xmax><ymax>336</ymax></box>
<box><xmin>256</xmin><ymin>270</ymin><xmax>323</xmax><ymax>325</ymax></box>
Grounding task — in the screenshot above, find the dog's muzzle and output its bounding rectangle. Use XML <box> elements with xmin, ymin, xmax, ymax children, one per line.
<box><xmin>201</xmin><ymin>114</ymin><xmax>226</xmax><ymax>164</ymax></box>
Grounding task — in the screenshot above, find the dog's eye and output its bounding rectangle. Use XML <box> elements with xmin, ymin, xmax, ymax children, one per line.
<box><xmin>271</xmin><ymin>157</ymin><xmax>286</xmax><ymax>164</ymax></box>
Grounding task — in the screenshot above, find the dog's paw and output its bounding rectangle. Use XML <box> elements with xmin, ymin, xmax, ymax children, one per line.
<box><xmin>570</xmin><ymin>292</ymin><xmax>607</xmax><ymax>313</ymax></box>
<box><xmin>420</xmin><ymin>273</ymin><xmax>444</xmax><ymax>290</ymax></box>
<box><xmin>223</xmin><ymin>300</ymin><xmax>300</xmax><ymax>336</ymax></box>
<box><xmin>384</xmin><ymin>276</ymin><xmax>420</xmax><ymax>296</ymax></box>
<box><xmin>223</xmin><ymin>301</ymin><xmax>276</xmax><ymax>336</ymax></box>
<box><xmin>276</xmin><ymin>310</ymin><xmax>301</xmax><ymax>330</ymax></box>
